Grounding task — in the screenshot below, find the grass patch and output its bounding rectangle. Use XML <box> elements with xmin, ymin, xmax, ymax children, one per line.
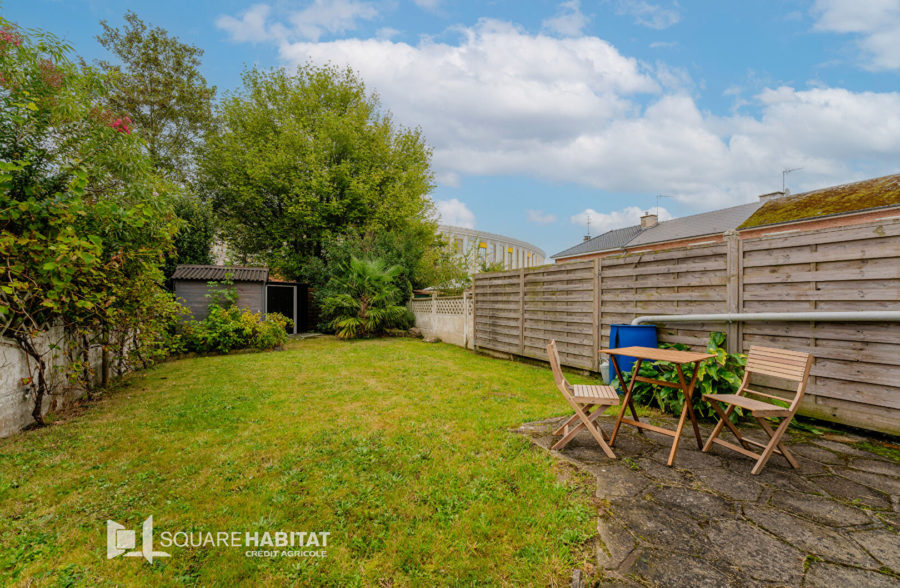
<box><xmin>0</xmin><ymin>337</ymin><xmax>598</xmax><ymax>586</ymax></box>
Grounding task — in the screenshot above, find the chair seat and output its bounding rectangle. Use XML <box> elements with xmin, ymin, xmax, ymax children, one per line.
<box><xmin>572</xmin><ymin>384</ymin><xmax>619</xmax><ymax>403</ymax></box>
<box><xmin>703</xmin><ymin>393</ymin><xmax>790</xmax><ymax>416</ymax></box>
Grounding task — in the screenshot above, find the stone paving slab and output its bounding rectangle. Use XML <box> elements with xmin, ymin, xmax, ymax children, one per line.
<box><xmin>516</xmin><ymin>413</ymin><xmax>900</xmax><ymax>587</ymax></box>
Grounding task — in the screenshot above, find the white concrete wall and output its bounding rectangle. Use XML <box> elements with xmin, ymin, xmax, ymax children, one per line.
<box><xmin>409</xmin><ymin>294</ymin><xmax>474</xmax><ymax>349</ymax></box>
<box><xmin>0</xmin><ymin>326</ymin><xmax>103</xmax><ymax>438</ymax></box>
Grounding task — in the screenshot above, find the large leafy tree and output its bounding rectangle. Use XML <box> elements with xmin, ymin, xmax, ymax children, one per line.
<box><xmin>96</xmin><ymin>12</ymin><xmax>217</xmax><ymax>274</ymax></box>
<box><xmin>96</xmin><ymin>11</ymin><xmax>216</xmax><ymax>183</ymax></box>
<box><xmin>0</xmin><ymin>18</ymin><xmax>178</xmax><ymax>425</ymax></box>
<box><xmin>198</xmin><ymin>64</ymin><xmax>437</xmax><ymax>285</ymax></box>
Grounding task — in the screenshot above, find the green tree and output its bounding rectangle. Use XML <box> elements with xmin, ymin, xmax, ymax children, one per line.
<box><xmin>96</xmin><ymin>12</ymin><xmax>218</xmax><ymax>277</ymax></box>
<box><xmin>96</xmin><ymin>11</ymin><xmax>216</xmax><ymax>183</ymax></box>
<box><xmin>198</xmin><ymin>63</ymin><xmax>436</xmax><ymax>286</ymax></box>
<box><xmin>162</xmin><ymin>192</ymin><xmax>216</xmax><ymax>278</ymax></box>
<box><xmin>320</xmin><ymin>257</ymin><xmax>410</xmax><ymax>339</ymax></box>
<box><xmin>0</xmin><ymin>18</ymin><xmax>178</xmax><ymax>425</ymax></box>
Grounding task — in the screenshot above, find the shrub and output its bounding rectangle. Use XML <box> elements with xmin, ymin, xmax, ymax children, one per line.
<box><xmin>320</xmin><ymin>256</ymin><xmax>411</xmax><ymax>339</ymax></box>
<box><xmin>623</xmin><ymin>332</ymin><xmax>747</xmax><ymax>420</ymax></box>
<box><xmin>179</xmin><ymin>304</ymin><xmax>291</xmax><ymax>354</ymax></box>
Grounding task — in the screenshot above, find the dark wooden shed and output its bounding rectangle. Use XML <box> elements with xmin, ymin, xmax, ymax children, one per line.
<box><xmin>172</xmin><ymin>265</ymin><xmax>307</xmax><ymax>333</ymax></box>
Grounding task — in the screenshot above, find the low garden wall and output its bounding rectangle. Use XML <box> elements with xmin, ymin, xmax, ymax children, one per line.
<box><xmin>408</xmin><ymin>293</ymin><xmax>474</xmax><ymax>349</ymax></box>
<box><xmin>0</xmin><ymin>327</ymin><xmax>105</xmax><ymax>438</ymax></box>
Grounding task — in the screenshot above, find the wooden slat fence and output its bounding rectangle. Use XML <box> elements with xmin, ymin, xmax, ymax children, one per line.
<box><xmin>599</xmin><ymin>242</ymin><xmax>730</xmax><ymax>350</ymax></box>
<box><xmin>472</xmin><ymin>216</ymin><xmax>900</xmax><ymax>434</ymax></box>
<box><xmin>738</xmin><ymin>218</ymin><xmax>900</xmax><ymax>434</ymax></box>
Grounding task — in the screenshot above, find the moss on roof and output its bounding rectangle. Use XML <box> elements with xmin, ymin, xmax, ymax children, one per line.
<box><xmin>739</xmin><ymin>173</ymin><xmax>900</xmax><ymax>229</ymax></box>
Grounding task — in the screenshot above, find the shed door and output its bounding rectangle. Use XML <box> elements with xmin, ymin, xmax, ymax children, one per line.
<box><xmin>266</xmin><ymin>285</ymin><xmax>296</xmax><ymax>334</ymax></box>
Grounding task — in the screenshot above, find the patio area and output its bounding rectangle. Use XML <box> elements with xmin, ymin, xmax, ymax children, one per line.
<box><xmin>518</xmin><ymin>413</ymin><xmax>900</xmax><ymax>587</ymax></box>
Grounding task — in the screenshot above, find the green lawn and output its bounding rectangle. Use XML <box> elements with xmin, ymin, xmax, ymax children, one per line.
<box><xmin>0</xmin><ymin>337</ymin><xmax>600</xmax><ymax>586</ymax></box>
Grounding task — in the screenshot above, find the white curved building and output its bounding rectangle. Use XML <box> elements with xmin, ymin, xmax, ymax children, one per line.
<box><xmin>438</xmin><ymin>225</ymin><xmax>546</xmax><ymax>272</ymax></box>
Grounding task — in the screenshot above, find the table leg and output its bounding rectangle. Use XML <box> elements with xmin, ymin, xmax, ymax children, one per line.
<box><xmin>678</xmin><ymin>363</ymin><xmax>704</xmax><ymax>450</ymax></box>
<box><xmin>609</xmin><ymin>356</ymin><xmax>642</xmax><ymax>445</ymax></box>
<box><xmin>667</xmin><ymin>395</ymin><xmax>689</xmax><ymax>466</ymax></box>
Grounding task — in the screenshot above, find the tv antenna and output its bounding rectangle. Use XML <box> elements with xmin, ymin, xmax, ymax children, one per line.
<box><xmin>656</xmin><ymin>194</ymin><xmax>671</xmax><ymax>217</ymax></box>
<box><xmin>782</xmin><ymin>167</ymin><xmax>802</xmax><ymax>193</ymax></box>
<box><xmin>586</xmin><ymin>213</ymin><xmax>592</xmax><ymax>239</ymax></box>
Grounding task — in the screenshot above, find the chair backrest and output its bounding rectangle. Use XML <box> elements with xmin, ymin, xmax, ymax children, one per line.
<box><xmin>546</xmin><ymin>340</ymin><xmax>572</xmax><ymax>396</ymax></box>
<box><xmin>743</xmin><ymin>345</ymin><xmax>814</xmax><ymax>411</ymax></box>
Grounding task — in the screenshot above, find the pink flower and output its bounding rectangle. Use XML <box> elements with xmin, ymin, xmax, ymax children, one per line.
<box><xmin>0</xmin><ymin>29</ymin><xmax>22</xmax><ymax>47</ymax></box>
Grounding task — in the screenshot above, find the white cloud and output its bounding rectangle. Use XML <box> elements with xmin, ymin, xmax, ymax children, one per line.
<box><xmin>812</xmin><ymin>0</ymin><xmax>900</xmax><ymax>70</ymax></box>
<box><xmin>413</xmin><ymin>0</ymin><xmax>442</xmax><ymax>13</ymax></box>
<box><xmin>278</xmin><ymin>18</ymin><xmax>659</xmax><ymax>171</ymax></box>
<box><xmin>527</xmin><ymin>210</ymin><xmax>558</xmax><ymax>224</ymax></box>
<box><xmin>436</xmin><ymin>198</ymin><xmax>475</xmax><ymax>228</ymax></box>
<box><xmin>290</xmin><ymin>0</ymin><xmax>378</xmax><ymax>41</ymax></box>
<box><xmin>542</xmin><ymin>0</ymin><xmax>590</xmax><ymax>37</ymax></box>
<box><xmin>649</xmin><ymin>40</ymin><xmax>677</xmax><ymax>49</ymax></box>
<box><xmin>226</xmin><ymin>14</ymin><xmax>900</xmax><ymax>213</ymax></box>
<box><xmin>216</xmin><ymin>0</ymin><xmax>378</xmax><ymax>43</ymax></box>
<box><xmin>571</xmin><ymin>206</ymin><xmax>673</xmax><ymax>233</ymax></box>
<box><xmin>376</xmin><ymin>27</ymin><xmax>401</xmax><ymax>40</ymax></box>
<box><xmin>615</xmin><ymin>1</ymin><xmax>681</xmax><ymax>30</ymax></box>
<box><xmin>216</xmin><ymin>4</ymin><xmax>272</xmax><ymax>43</ymax></box>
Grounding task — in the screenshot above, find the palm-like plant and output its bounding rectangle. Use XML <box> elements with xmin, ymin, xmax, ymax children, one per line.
<box><xmin>321</xmin><ymin>256</ymin><xmax>410</xmax><ymax>339</ymax></box>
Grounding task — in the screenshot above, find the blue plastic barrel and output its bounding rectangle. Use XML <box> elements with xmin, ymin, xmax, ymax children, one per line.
<box><xmin>609</xmin><ymin>324</ymin><xmax>658</xmax><ymax>379</ymax></box>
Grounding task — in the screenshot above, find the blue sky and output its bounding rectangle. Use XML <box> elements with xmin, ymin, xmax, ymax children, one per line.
<box><xmin>5</xmin><ymin>0</ymin><xmax>900</xmax><ymax>256</ymax></box>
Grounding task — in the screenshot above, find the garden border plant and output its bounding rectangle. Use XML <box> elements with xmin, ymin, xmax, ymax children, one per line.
<box><xmin>173</xmin><ymin>277</ymin><xmax>293</xmax><ymax>354</ymax></box>
<box><xmin>621</xmin><ymin>332</ymin><xmax>748</xmax><ymax>421</ymax></box>
<box><xmin>0</xmin><ymin>18</ymin><xmax>181</xmax><ymax>425</ymax></box>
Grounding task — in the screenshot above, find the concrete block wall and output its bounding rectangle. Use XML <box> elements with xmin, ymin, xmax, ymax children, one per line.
<box><xmin>0</xmin><ymin>326</ymin><xmax>103</xmax><ymax>438</ymax></box>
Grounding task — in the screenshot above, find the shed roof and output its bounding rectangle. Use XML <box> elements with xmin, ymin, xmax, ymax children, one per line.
<box><xmin>628</xmin><ymin>201</ymin><xmax>762</xmax><ymax>247</ymax></box>
<box><xmin>171</xmin><ymin>265</ymin><xmax>269</xmax><ymax>282</ymax></box>
<box><xmin>739</xmin><ymin>173</ymin><xmax>900</xmax><ymax>229</ymax></box>
<box><xmin>552</xmin><ymin>225</ymin><xmax>645</xmax><ymax>259</ymax></box>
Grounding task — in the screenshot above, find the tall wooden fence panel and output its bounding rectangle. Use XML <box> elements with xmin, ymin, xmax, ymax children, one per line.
<box><xmin>473</xmin><ymin>269</ymin><xmax>526</xmax><ymax>356</ymax></box>
<box><xmin>523</xmin><ymin>261</ymin><xmax>597</xmax><ymax>369</ymax></box>
<box><xmin>598</xmin><ymin>242</ymin><xmax>729</xmax><ymax>350</ymax></box>
<box><xmin>473</xmin><ymin>215</ymin><xmax>900</xmax><ymax>434</ymax></box>
<box><xmin>739</xmin><ymin>218</ymin><xmax>900</xmax><ymax>434</ymax></box>
<box><xmin>474</xmin><ymin>261</ymin><xmax>597</xmax><ymax>369</ymax></box>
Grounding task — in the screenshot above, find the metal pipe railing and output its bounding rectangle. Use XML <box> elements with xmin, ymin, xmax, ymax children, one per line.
<box><xmin>631</xmin><ymin>311</ymin><xmax>900</xmax><ymax>325</ymax></box>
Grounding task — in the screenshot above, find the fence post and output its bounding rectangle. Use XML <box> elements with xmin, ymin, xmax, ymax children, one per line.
<box><xmin>471</xmin><ymin>279</ymin><xmax>477</xmax><ymax>351</ymax></box>
<box><xmin>592</xmin><ymin>258</ymin><xmax>601</xmax><ymax>371</ymax></box>
<box><xmin>463</xmin><ymin>290</ymin><xmax>470</xmax><ymax>348</ymax></box>
<box><xmin>725</xmin><ymin>230</ymin><xmax>741</xmax><ymax>354</ymax></box>
<box><xmin>518</xmin><ymin>267</ymin><xmax>525</xmax><ymax>355</ymax></box>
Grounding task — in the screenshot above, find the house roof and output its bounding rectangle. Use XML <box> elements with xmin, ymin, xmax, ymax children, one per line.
<box><xmin>628</xmin><ymin>201</ymin><xmax>763</xmax><ymax>247</ymax></box>
<box><xmin>171</xmin><ymin>265</ymin><xmax>269</xmax><ymax>282</ymax></box>
<box><xmin>739</xmin><ymin>173</ymin><xmax>900</xmax><ymax>229</ymax></box>
<box><xmin>552</xmin><ymin>225</ymin><xmax>645</xmax><ymax>259</ymax></box>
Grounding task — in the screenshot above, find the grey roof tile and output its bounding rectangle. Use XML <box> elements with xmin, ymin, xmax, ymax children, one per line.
<box><xmin>552</xmin><ymin>225</ymin><xmax>646</xmax><ymax>259</ymax></box>
<box><xmin>171</xmin><ymin>265</ymin><xmax>268</xmax><ymax>283</ymax></box>
<box><xmin>628</xmin><ymin>202</ymin><xmax>762</xmax><ymax>247</ymax></box>
<box><xmin>552</xmin><ymin>201</ymin><xmax>763</xmax><ymax>259</ymax></box>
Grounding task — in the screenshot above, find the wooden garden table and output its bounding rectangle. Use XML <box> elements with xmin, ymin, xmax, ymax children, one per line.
<box><xmin>599</xmin><ymin>346</ymin><xmax>715</xmax><ymax>466</ymax></box>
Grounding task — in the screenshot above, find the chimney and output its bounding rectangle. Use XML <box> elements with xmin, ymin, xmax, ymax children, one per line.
<box><xmin>758</xmin><ymin>190</ymin><xmax>786</xmax><ymax>202</ymax></box>
<box><xmin>583</xmin><ymin>234</ymin><xmax>591</xmax><ymax>242</ymax></box>
<box><xmin>640</xmin><ymin>212</ymin><xmax>658</xmax><ymax>229</ymax></box>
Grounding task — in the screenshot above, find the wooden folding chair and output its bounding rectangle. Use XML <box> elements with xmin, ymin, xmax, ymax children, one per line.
<box><xmin>702</xmin><ymin>345</ymin><xmax>814</xmax><ymax>474</ymax></box>
<box><xmin>546</xmin><ymin>340</ymin><xmax>619</xmax><ymax>459</ymax></box>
